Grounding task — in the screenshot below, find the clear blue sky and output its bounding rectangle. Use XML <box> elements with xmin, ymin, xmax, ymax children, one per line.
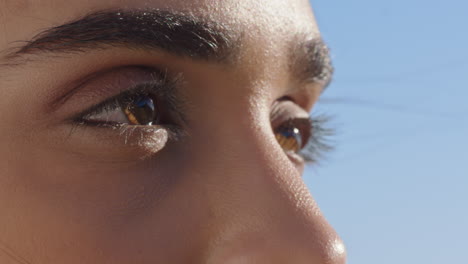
<box><xmin>304</xmin><ymin>1</ymin><xmax>468</xmax><ymax>263</ymax></box>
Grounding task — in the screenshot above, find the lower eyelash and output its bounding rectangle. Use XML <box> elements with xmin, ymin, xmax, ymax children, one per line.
<box><xmin>299</xmin><ymin>115</ymin><xmax>335</xmax><ymax>163</ymax></box>
<box><xmin>72</xmin><ymin>119</ymin><xmax>185</xmax><ymax>141</ymax></box>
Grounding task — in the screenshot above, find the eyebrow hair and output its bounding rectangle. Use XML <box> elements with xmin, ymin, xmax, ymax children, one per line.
<box><xmin>291</xmin><ymin>38</ymin><xmax>334</xmax><ymax>88</ymax></box>
<box><xmin>1</xmin><ymin>9</ymin><xmax>333</xmax><ymax>86</ymax></box>
<box><xmin>3</xmin><ymin>9</ymin><xmax>237</xmax><ymax>64</ymax></box>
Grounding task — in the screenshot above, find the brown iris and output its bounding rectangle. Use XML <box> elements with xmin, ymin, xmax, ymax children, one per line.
<box><xmin>275</xmin><ymin>126</ymin><xmax>302</xmax><ymax>153</ymax></box>
<box><xmin>274</xmin><ymin>118</ymin><xmax>312</xmax><ymax>153</ymax></box>
<box><xmin>122</xmin><ymin>94</ymin><xmax>159</xmax><ymax>125</ymax></box>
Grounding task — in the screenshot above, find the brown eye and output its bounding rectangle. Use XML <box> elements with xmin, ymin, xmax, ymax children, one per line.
<box><xmin>122</xmin><ymin>94</ymin><xmax>160</xmax><ymax>125</ymax></box>
<box><xmin>270</xmin><ymin>99</ymin><xmax>312</xmax><ymax>154</ymax></box>
<box><xmin>274</xmin><ymin>118</ymin><xmax>312</xmax><ymax>153</ymax></box>
<box><xmin>275</xmin><ymin>126</ymin><xmax>302</xmax><ymax>153</ymax></box>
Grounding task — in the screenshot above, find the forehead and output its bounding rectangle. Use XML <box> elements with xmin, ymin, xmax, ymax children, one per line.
<box><xmin>0</xmin><ymin>0</ymin><xmax>318</xmax><ymax>49</ymax></box>
<box><xmin>2</xmin><ymin>0</ymin><xmax>315</xmax><ymax>22</ymax></box>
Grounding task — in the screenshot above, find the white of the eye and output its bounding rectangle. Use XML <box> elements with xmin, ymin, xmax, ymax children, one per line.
<box><xmin>86</xmin><ymin>107</ymin><xmax>129</xmax><ymax>123</ymax></box>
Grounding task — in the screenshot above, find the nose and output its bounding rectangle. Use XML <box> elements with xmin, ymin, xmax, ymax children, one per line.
<box><xmin>189</xmin><ymin>118</ymin><xmax>346</xmax><ymax>264</ymax></box>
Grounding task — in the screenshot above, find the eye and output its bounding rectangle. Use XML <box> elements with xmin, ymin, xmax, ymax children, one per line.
<box><xmin>122</xmin><ymin>94</ymin><xmax>159</xmax><ymax>125</ymax></box>
<box><xmin>271</xmin><ymin>99</ymin><xmax>312</xmax><ymax>154</ymax></box>
<box><xmin>62</xmin><ymin>69</ymin><xmax>186</xmax><ymax>160</ymax></box>
<box><xmin>274</xmin><ymin>118</ymin><xmax>312</xmax><ymax>153</ymax></box>
<box><xmin>270</xmin><ymin>99</ymin><xmax>332</xmax><ymax>163</ymax></box>
<box><xmin>79</xmin><ymin>91</ymin><xmax>163</xmax><ymax>126</ymax></box>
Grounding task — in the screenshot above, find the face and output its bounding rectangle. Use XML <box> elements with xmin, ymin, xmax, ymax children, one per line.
<box><xmin>0</xmin><ymin>0</ymin><xmax>345</xmax><ymax>263</ymax></box>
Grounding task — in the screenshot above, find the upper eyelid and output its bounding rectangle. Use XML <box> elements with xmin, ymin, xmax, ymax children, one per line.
<box><xmin>48</xmin><ymin>65</ymin><xmax>168</xmax><ymax>112</ymax></box>
<box><xmin>48</xmin><ymin>66</ymin><xmax>150</xmax><ymax>112</ymax></box>
<box><xmin>41</xmin><ymin>63</ymin><xmax>178</xmax><ymax>119</ymax></box>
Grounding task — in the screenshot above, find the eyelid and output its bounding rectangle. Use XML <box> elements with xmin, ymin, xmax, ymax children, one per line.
<box><xmin>270</xmin><ymin>99</ymin><xmax>310</xmax><ymax>128</ymax></box>
<box><xmin>49</xmin><ymin>66</ymin><xmax>157</xmax><ymax>112</ymax></box>
<box><xmin>279</xmin><ymin>82</ymin><xmax>322</xmax><ymax>113</ymax></box>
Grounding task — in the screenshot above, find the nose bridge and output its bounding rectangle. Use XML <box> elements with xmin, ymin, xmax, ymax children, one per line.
<box><xmin>191</xmin><ymin>120</ymin><xmax>346</xmax><ymax>263</ymax></box>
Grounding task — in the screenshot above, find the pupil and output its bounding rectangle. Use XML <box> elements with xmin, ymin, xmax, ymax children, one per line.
<box><xmin>125</xmin><ymin>95</ymin><xmax>158</xmax><ymax>125</ymax></box>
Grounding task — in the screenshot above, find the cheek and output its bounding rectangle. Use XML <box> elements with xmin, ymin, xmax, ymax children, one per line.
<box><xmin>0</xmin><ymin>133</ymin><xmax>185</xmax><ymax>228</ymax></box>
<box><xmin>0</xmin><ymin>146</ymin><xmax>190</xmax><ymax>260</ymax></box>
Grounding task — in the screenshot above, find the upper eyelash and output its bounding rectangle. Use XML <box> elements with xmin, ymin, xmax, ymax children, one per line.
<box><xmin>299</xmin><ymin>115</ymin><xmax>335</xmax><ymax>163</ymax></box>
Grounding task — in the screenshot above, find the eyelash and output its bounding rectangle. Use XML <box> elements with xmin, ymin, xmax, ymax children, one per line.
<box><xmin>299</xmin><ymin>115</ymin><xmax>334</xmax><ymax>163</ymax></box>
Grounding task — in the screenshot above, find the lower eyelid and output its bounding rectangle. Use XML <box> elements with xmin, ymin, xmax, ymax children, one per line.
<box><xmin>58</xmin><ymin>123</ymin><xmax>174</xmax><ymax>162</ymax></box>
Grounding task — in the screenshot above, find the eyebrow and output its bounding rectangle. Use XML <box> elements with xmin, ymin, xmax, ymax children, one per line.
<box><xmin>1</xmin><ymin>9</ymin><xmax>333</xmax><ymax>86</ymax></box>
<box><xmin>3</xmin><ymin>9</ymin><xmax>237</xmax><ymax>63</ymax></box>
<box><xmin>291</xmin><ymin>38</ymin><xmax>334</xmax><ymax>87</ymax></box>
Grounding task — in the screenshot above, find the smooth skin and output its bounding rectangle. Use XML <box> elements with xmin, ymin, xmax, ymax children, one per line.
<box><xmin>0</xmin><ymin>0</ymin><xmax>346</xmax><ymax>263</ymax></box>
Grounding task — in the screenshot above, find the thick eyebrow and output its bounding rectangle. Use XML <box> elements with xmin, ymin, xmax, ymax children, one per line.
<box><xmin>291</xmin><ymin>38</ymin><xmax>334</xmax><ymax>88</ymax></box>
<box><xmin>2</xmin><ymin>9</ymin><xmax>238</xmax><ymax>64</ymax></box>
<box><xmin>1</xmin><ymin>9</ymin><xmax>333</xmax><ymax>87</ymax></box>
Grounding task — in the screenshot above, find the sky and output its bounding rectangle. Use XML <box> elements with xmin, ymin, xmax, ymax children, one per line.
<box><xmin>304</xmin><ymin>1</ymin><xmax>468</xmax><ymax>263</ymax></box>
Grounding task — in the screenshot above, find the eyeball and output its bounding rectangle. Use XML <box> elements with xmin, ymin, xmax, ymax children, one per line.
<box><xmin>84</xmin><ymin>93</ymin><xmax>161</xmax><ymax>125</ymax></box>
<box><xmin>271</xmin><ymin>99</ymin><xmax>312</xmax><ymax>154</ymax></box>
<box><xmin>275</xmin><ymin>125</ymin><xmax>302</xmax><ymax>153</ymax></box>
<box><xmin>122</xmin><ymin>94</ymin><xmax>160</xmax><ymax>125</ymax></box>
<box><xmin>274</xmin><ymin>118</ymin><xmax>312</xmax><ymax>153</ymax></box>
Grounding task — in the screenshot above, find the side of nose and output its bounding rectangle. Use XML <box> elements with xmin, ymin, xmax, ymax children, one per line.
<box><xmin>189</xmin><ymin>121</ymin><xmax>346</xmax><ymax>264</ymax></box>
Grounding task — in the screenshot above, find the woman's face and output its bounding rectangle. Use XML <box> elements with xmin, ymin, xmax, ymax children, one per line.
<box><xmin>0</xmin><ymin>0</ymin><xmax>345</xmax><ymax>263</ymax></box>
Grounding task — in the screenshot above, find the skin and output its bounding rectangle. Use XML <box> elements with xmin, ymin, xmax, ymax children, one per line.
<box><xmin>0</xmin><ymin>0</ymin><xmax>346</xmax><ymax>263</ymax></box>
